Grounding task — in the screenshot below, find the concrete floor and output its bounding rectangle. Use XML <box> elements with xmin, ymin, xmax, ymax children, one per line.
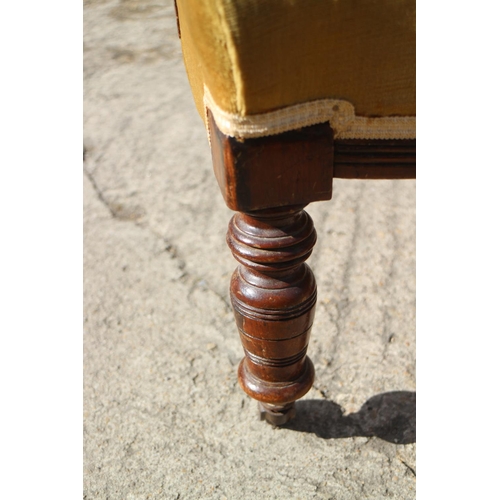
<box><xmin>84</xmin><ymin>1</ymin><xmax>416</xmax><ymax>498</ymax></box>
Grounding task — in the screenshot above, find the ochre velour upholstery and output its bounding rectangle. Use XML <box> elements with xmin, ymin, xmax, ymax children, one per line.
<box><xmin>176</xmin><ymin>0</ymin><xmax>416</xmax><ymax>140</ymax></box>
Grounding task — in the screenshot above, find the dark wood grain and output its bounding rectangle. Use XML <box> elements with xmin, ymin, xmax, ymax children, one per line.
<box><xmin>209</xmin><ymin>114</ymin><xmax>415</xmax><ymax>208</ymax></box>
<box><xmin>333</xmin><ymin>139</ymin><xmax>416</xmax><ymax>179</ymax></box>
<box><xmin>208</xmin><ymin>110</ymin><xmax>334</xmax><ymax>212</ymax></box>
<box><xmin>227</xmin><ymin>205</ymin><xmax>317</xmax><ymax>424</ymax></box>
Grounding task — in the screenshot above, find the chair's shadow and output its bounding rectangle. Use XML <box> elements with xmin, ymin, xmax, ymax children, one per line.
<box><xmin>284</xmin><ymin>391</ymin><xmax>415</xmax><ymax>444</ymax></box>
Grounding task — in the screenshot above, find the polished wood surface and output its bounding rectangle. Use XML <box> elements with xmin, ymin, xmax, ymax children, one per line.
<box><xmin>227</xmin><ymin>205</ymin><xmax>317</xmax><ymax>424</ymax></box>
<box><xmin>209</xmin><ymin>113</ymin><xmax>415</xmax><ymax>214</ymax></box>
<box><xmin>208</xmin><ymin>110</ymin><xmax>334</xmax><ymax>212</ymax></box>
<box><xmin>333</xmin><ymin>139</ymin><xmax>416</xmax><ymax>179</ymax></box>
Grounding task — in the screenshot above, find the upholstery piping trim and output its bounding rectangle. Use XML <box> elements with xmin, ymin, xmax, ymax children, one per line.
<box><xmin>203</xmin><ymin>86</ymin><xmax>415</xmax><ymax>140</ymax></box>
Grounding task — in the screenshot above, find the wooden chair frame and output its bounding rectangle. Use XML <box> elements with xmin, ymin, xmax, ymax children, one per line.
<box><xmin>208</xmin><ymin>109</ymin><xmax>416</xmax><ymax>425</ymax></box>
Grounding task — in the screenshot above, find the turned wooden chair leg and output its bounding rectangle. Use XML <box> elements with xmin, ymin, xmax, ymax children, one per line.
<box><xmin>205</xmin><ymin>111</ymin><xmax>333</xmax><ymax>424</ymax></box>
<box><xmin>227</xmin><ymin>206</ymin><xmax>317</xmax><ymax>425</ymax></box>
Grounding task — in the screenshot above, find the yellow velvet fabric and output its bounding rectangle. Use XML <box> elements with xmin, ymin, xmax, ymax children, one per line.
<box><xmin>176</xmin><ymin>0</ymin><xmax>415</xmax><ymax>120</ymax></box>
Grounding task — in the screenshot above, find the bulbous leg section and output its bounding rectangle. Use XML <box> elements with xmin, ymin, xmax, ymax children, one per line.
<box><xmin>240</xmin><ymin>356</ymin><xmax>315</xmax><ymax>425</ymax></box>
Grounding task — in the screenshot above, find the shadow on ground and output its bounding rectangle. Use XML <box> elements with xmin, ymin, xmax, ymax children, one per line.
<box><xmin>284</xmin><ymin>391</ymin><xmax>415</xmax><ymax>444</ymax></box>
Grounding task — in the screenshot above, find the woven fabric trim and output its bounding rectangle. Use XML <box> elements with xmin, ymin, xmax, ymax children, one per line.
<box><xmin>203</xmin><ymin>86</ymin><xmax>415</xmax><ymax>140</ymax></box>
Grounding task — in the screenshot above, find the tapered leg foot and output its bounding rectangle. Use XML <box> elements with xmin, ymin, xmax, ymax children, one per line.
<box><xmin>258</xmin><ymin>402</ymin><xmax>296</xmax><ymax>426</ymax></box>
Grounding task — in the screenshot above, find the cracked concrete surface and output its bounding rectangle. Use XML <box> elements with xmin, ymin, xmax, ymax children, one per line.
<box><xmin>84</xmin><ymin>1</ymin><xmax>416</xmax><ymax>498</ymax></box>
